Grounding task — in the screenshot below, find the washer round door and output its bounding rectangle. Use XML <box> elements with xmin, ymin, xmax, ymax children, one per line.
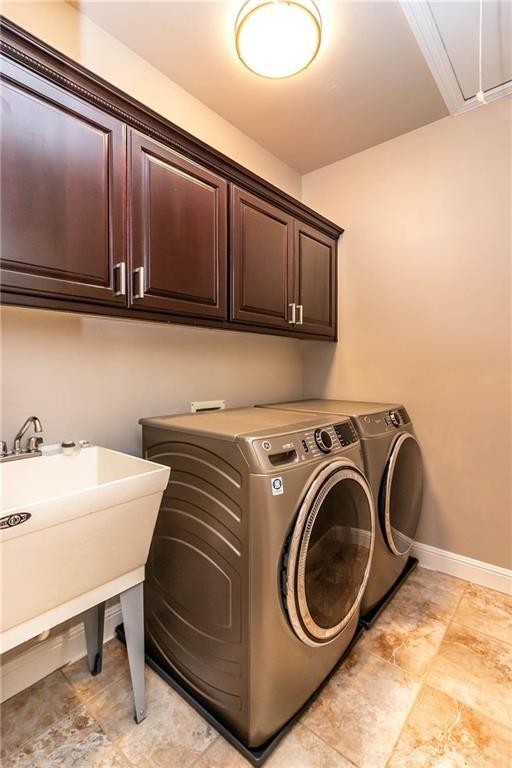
<box><xmin>380</xmin><ymin>433</ymin><xmax>423</xmax><ymax>556</ymax></box>
<box><xmin>284</xmin><ymin>461</ymin><xmax>375</xmax><ymax>647</ymax></box>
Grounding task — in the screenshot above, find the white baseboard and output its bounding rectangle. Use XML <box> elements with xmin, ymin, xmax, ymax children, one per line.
<box><xmin>412</xmin><ymin>541</ymin><xmax>512</xmax><ymax>595</ymax></box>
<box><xmin>0</xmin><ymin>602</ymin><xmax>122</xmax><ymax>703</ymax></box>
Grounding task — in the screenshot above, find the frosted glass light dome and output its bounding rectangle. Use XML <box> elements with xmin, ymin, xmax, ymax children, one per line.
<box><xmin>235</xmin><ymin>0</ymin><xmax>322</xmax><ymax>79</ymax></box>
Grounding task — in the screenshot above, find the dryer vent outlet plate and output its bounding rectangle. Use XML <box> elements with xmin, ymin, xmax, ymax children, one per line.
<box><xmin>190</xmin><ymin>400</ymin><xmax>226</xmax><ymax>413</ymax></box>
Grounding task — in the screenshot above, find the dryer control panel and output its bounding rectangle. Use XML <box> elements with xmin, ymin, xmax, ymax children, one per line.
<box><xmin>354</xmin><ymin>407</ymin><xmax>410</xmax><ymax>437</ymax></box>
<box><xmin>251</xmin><ymin>420</ymin><xmax>360</xmax><ymax>471</ymax></box>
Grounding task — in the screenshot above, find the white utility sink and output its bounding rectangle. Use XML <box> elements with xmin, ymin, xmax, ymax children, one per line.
<box><xmin>0</xmin><ymin>446</ymin><xmax>170</xmax><ymax>654</ymax></box>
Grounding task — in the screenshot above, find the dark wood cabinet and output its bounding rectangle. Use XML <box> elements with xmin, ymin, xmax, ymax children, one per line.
<box><xmin>0</xmin><ymin>20</ymin><xmax>342</xmax><ymax>340</ymax></box>
<box><xmin>231</xmin><ymin>187</ymin><xmax>294</xmax><ymax>330</ymax></box>
<box><xmin>0</xmin><ymin>60</ymin><xmax>126</xmax><ymax>305</ymax></box>
<box><xmin>294</xmin><ymin>221</ymin><xmax>337</xmax><ymax>337</ymax></box>
<box><xmin>128</xmin><ymin>131</ymin><xmax>228</xmax><ymax>319</ymax></box>
<box><xmin>231</xmin><ymin>190</ymin><xmax>337</xmax><ymax>338</ymax></box>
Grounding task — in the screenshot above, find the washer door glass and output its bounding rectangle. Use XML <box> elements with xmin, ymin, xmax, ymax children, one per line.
<box><xmin>381</xmin><ymin>433</ymin><xmax>423</xmax><ymax>556</ymax></box>
<box><xmin>285</xmin><ymin>464</ymin><xmax>374</xmax><ymax>647</ymax></box>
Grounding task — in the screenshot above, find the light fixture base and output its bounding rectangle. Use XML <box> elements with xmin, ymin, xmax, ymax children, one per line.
<box><xmin>235</xmin><ymin>0</ymin><xmax>322</xmax><ymax>79</ymax></box>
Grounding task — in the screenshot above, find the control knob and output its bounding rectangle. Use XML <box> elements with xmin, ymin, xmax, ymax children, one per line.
<box><xmin>314</xmin><ymin>429</ymin><xmax>333</xmax><ymax>453</ymax></box>
<box><xmin>389</xmin><ymin>410</ymin><xmax>401</xmax><ymax>427</ymax></box>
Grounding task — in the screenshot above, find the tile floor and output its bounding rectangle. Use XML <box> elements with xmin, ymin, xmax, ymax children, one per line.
<box><xmin>1</xmin><ymin>568</ymin><xmax>511</xmax><ymax>768</ymax></box>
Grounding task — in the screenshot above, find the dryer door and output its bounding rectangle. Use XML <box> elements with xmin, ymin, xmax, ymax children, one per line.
<box><xmin>284</xmin><ymin>461</ymin><xmax>375</xmax><ymax>647</ymax></box>
<box><xmin>380</xmin><ymin>433</ymin><xmax>423</xmax><ymax>556</ymax></box>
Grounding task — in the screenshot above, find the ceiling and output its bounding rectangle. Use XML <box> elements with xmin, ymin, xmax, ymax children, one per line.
<box><xmin>72</xmin><ymin>1</ymin><xmax>449</xmax><ymax>173</ymax></box>
<box><xmin>71</xmin><ymin>1</ymin><xmax>511</xmax><ymax>174</ymax></box>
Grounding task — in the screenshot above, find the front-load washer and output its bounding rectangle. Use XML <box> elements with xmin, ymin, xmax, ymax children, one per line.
<box><xmin>259</xmin><ymin>400</ymin><xmax>423</xmax><ymax>622</ymax></box>
<box><xmin>140</xmin><ymin>407</ymin><xmax>375</xmax><ymax>748</ymax></box>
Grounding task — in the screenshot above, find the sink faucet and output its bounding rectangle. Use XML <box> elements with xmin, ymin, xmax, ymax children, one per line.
<box><xmin>13</xmin><ymin>416</ymin><xmax>43</xmax><ymax>454</ymax></box>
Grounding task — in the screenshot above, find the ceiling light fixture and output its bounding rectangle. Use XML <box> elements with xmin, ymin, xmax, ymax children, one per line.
<box><xmin>235</xmin><ymin>0</ymin><xmax>322</xmax><ymax>79</ymax></box>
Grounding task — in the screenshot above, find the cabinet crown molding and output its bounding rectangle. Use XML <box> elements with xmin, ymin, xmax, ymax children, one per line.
<box><xmin>0</xmin><ymin>16</ymin><xmax>343</xmax><ymax>240</ymax></box>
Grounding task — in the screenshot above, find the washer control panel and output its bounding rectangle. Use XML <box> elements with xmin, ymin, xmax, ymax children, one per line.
<box><xmin>252</xmin><ymin>420</ymin><xmax>359</xmax><ymax>470</ymax></box>
<box><xmin>333</xmin><ymin>420</ymin><xmax>359</xmax><ymax>447</ymax></box>
<box><xmin>314</xmin><ymin>428</ymin><xmax>333</xmax><ymax>453</ymax></box>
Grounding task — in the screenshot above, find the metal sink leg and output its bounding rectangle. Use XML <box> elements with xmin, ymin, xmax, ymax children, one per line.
<box><xmin>83</xmin><ymin>602</ymin><xmax>105</xmax><ymax>676</ymax></box>
<box><xmin>120</xmin><ymin>582</ymin><xmax>146</xmax><ymax>724</ymax></box>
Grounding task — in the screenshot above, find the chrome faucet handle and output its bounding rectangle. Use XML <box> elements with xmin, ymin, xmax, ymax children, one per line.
<box><xmin>27</xmin><ymin>436</ymin><xmax>43</xmax><ymax>453</ymax></box>
<box><xmin>13</xmin><ymin>416</ymin><xmax>43</xmax><ymax>453</ymax></box>
<box><xmin>0</xmin><ymin>441</ymin><xmax>8</xmax><ymax>456</ymax></box>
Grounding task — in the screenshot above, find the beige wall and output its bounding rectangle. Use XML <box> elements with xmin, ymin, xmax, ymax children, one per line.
<box><xmin>302</xmin><ymin>97</ymin><xmax>512</xmax><ymax>570</ymax></box>
<box><xmin>0</xmin><ymin>1</ymin><xmax>304</xmax><ymax>457</ymax></box>
<box><xmin>1</xmin><ymin>307</ymin><xmax>304</xmax><ymax>455</ymax></box>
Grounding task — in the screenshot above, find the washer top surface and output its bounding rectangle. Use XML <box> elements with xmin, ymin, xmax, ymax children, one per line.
<box><xmin>261</xmin><ymin>399</ymin><xmax>402</xmax><ymax>417</ymax></box>
<box><xmin>140</xmin><ymin>406</ymin><xmax>352</xmax><ymax>442</ymax></box>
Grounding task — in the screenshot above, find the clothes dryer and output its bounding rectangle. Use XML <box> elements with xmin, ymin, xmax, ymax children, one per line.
<box><xmin>259</xmin><ymin>401</ymin><xmax>423</xmax><ymax>621</ymax></box>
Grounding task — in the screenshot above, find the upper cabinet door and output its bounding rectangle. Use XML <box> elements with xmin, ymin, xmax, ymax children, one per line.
<box><xmin>231</xmin><ymin>187</ymin><xmax>294</xmax><ymax>330</ymax></box>
<box><xmin>129</xmin><ymin>131</ymin><xmax>227</xmax><ymax>319</ymax></box>
<box><xmin>294</xmin><ymin>222</ymin><xmax>337</xmax><ymax>338</ymax></box>
<box><xmin>0</xmin><ymin>61</ymin><xmax>126</xmax><ymax>304</ymax></box>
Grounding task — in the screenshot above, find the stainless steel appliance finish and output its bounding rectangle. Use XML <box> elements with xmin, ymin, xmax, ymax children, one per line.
<box><xmin>259</xmin><ymin>400</ymin><xmax>423</xmax><ymax>616</ymax></box>
<box><xmin>140</xmin><ymin>407</ymin><xmax>375</xmax><ymax>748</ymax></box>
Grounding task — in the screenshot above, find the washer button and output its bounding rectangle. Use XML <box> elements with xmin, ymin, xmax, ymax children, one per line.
<box><xmin>262</xmin><ymin>440</ymin><xmax>271</xmax><ymax>451</ymax></box>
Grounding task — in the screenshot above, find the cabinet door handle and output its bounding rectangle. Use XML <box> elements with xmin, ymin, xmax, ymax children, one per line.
<box><xmin>113</xmin><ymin>262</ymin><xmax>126</xmax><ymax>296</ymax></box>
<box><xmin>133</xmin><ymin>266</ymin><xmax>145</xmax><ymax>299</ymax></box>
<box><xmin>288</xmin><ymin>302</ymin><xmax>296</xmax><ymax>324</ymax></box>
<box><xmin>296</xmin><ymin>304</ymin><xmax>304</xmax><ymax>325</ymax></box>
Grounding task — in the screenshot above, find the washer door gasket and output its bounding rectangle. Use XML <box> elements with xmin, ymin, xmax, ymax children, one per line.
<box><xmin>381</xmin><ymin>432</ymin><xmax>424</xmax><ymax>557</ymax></box>
<box><xmin>284</xmin><ymin>460</ymin><xmax>375</xmax><ymax>647</ymax></box>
